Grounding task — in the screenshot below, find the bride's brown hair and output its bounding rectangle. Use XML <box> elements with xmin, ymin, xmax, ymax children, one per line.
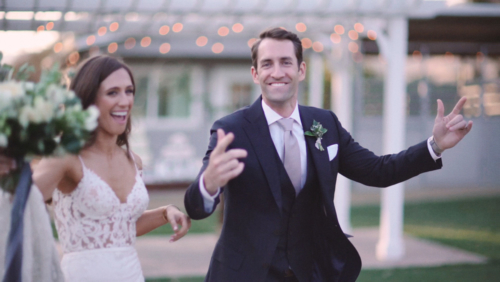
<box><xmin>70</xmin><ymin>55</ymin><xmax>135</xmax><ymax>156</ymax></box>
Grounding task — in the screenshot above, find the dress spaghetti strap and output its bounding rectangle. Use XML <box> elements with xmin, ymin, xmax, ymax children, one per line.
<box><xmin>128</xmin><ymin>151</ymin><xmax>141</xmax><ymax>176</ymax></box>
<box><xmin>77</xmin><ymin>155</ymin><xmax>87</xmax><ymax>172</ymax></box>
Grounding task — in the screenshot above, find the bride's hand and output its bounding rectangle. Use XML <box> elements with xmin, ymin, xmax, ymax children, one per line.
<box><xmin>164</xmin><ymin>205</ymin><xmax>191</xmax><ymax>242</ymax></box>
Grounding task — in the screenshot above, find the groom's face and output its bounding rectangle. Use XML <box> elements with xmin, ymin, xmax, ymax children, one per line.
<box><xmin>251</xmin><ymin>38</ymin><xmax>306</xmax><ymax>108</ymax></box>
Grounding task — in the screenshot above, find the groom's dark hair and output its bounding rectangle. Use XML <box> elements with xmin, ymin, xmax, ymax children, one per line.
<box><xmin>251</xmin><ymin>27</ymin><xmax>303</xmax><ymax>71</ymax></box>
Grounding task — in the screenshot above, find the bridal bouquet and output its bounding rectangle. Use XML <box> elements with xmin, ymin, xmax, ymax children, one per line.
<box><xmin>0</xmin><ymin>52</ymin><xmax>99</xmax><ymax>193</ymax></box>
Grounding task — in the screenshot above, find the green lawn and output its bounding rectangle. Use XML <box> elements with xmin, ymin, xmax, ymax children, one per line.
<box><xmin>356</xmin><ymin>196</ymin><xmax>500</xmax><ymax>281</ymax></box>
<box><xmin>146</xmin><ymin>195</ymin><xmax>500</xmax><ymax>281</ymax></box>
<box><xmin>145</xmin><ymin>212</ymin><xmax>218</xmax><ymax>236</ymax></box>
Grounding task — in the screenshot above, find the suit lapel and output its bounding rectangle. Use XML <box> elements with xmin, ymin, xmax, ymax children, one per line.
<box><xmin>242</xmin><ymin>98</ymin><xmax>283</xmax><ymax>211</ymax></box>
<box><xmin>299</xmin><ymin>105</ymin><xmax>336</xmax><ymax>196</ymax></box>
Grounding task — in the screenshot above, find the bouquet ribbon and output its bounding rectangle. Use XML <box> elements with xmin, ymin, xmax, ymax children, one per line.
<box><xmin>2</xmin><ymin>161</ymin><xmax>32</xmax><ymax>282</ymax></box>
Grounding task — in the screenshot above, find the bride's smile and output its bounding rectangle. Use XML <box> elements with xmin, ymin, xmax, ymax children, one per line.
<box><xmin>95</xmin><ymin>68</ymin><xmax>134</xmax><ymax>136</ymax></box>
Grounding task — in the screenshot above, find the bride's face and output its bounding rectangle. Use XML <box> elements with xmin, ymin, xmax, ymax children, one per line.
<box><xmin>95</xmin><ymin>68</ymin><xmax>134</xmax><ymax>137</ymax></box>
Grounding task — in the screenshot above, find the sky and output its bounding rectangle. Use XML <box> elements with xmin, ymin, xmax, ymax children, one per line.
<box><xmin>0</xmin><ymin>31</ymin><xmax>60</xmax><ymax>64</ymax></box>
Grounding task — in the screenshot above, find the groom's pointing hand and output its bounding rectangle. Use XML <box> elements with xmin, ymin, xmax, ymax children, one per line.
<box><xmin>432</xmin><ymin>96</ymin><xmax>473</xmax><ymax>152</ymax></box>
<box><xmin>203</xmin><ymin>129</ymin><xmax>247</xmax><ymax>195</ymax></box>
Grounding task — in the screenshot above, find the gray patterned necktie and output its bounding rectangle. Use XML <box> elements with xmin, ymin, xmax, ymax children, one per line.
<box><xmin>277</xmin><ymin>118</ymin><xmax>301</xmax><ymax>195</ymax></box>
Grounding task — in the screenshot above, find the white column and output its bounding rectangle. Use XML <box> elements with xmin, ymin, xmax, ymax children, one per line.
<box><xmin>376</xmin><ymin>17</ymin><xmax>408</xmax><ymax>261</ymax></box>
<box><xmin>331</xmin><ymin>57</ymin><xmax>353</xmax><ymax>234</ymax></box>
<box><xmin>308</xmin><ymin>52</ymin><xmax>324</xmax><ymax>108</ymax></box>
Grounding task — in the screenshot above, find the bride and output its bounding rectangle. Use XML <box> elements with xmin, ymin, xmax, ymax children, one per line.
<box><xmin>31</xmin><ymin>55</ymin><xmax>191</xmax><ymax>281</ymax></box>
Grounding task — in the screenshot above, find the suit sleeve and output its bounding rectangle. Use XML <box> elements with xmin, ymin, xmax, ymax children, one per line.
<box><xmin>332</xmin><ymin>112</ymin><xmax>442</xmax><ymax>187</ymax></box>
<box><xmin>184</xmin><ymin>121</ymin><xmax>224</xmax><ymax>220</ymax></box>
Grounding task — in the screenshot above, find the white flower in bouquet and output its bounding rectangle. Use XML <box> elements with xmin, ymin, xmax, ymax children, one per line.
<box><xmin>0</xmin><ymin>81</ymin><xmax>24</xmax><ymax>109</ymax></box>
<box><xmin>0</xmin><ymin>80</ymin><xmax>24</xmax><ymax>98</ymax></box>
<box><xmin>0</xmin><ymin>133</ymin><xmax>7</xmax><ymax>147</ymax></box>
<box><xmin>66</xmin><ymin>90</ymin><xmax>75</xmax><ymax>99</ymax></box>
<box><xmin>84</xmin><ymin>105</ymin><xmax>100</xmax><ymax>131</ymax></box>
<box><xmin>46</xmin><ymin>84</ymin><xmax>67</xmax><ymax>105</ymax></box>
<box><xmin>33</xmin><ymin>96</ymin><xmax>55</xmax><ymax>122</ymax></box>
<box><xmin>24</xmin><ymin>81</ymin><xmax>35</xmax><ymax>91</ymax></box>
<box><xmin>19</xmin><ymin>105</ymin><xmax>37</xmax><ymax>127</ymax></box>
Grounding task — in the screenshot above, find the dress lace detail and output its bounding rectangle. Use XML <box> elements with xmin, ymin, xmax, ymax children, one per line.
<box><xmin>53</xmin><ymin>156</ymin><xmax>149</xmax><ymax>254</ymax></box>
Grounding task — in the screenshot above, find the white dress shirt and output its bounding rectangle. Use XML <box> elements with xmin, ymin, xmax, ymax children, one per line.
<box><xmin>199</xmin><ymin>100</ymin><xmax>441</xmax><ymax>212</ymax></box>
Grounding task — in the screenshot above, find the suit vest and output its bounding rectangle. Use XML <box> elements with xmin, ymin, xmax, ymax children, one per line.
<box><xmin>266</xmin><ymin>145</ymin><xmax>320</xmax><ymax>282</ymax></box>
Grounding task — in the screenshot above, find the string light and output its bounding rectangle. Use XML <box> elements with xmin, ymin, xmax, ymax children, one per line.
<box><xmin>330</xmin><ymin>33</ymin><xmax>341</xmax><ymax>44</ymax></box>
<box><xmin>141</xmin><ymin>37</ymin><xmax>151</xmax><ymax>47</ymax></box>
<box><xmin>108</xmin><ymin>42</ymin><xmax>118</xmax><ymax>53</ymax></box>
<box><xmin>172</xmin><ymin>23</ymin><xmax>183</xmax><ymax>33</ymax></box>
<box><xmin>334</xmin><ymin>25</ymin><xmax>344</xmax><ymax>34</ymax></box>
<box><xmin>367</xmin><ymin>30</ymin><xmax>377</xmax><ymax>40</ymax></box>
<box><xmin>86</xmin><ymin>35</ymin><xmax>96</xmax><ymax>46</ymax></box>
<box><xmin>53</xmin><ymin>42</ymin><xmax>63</xmax><ymax>53</ymax></box>
<box><xmin>348</xmin><ymin>42</ymin><xmax>358</xmax><ymax>53</ymax></box>
<box><xmin>68</xmin><ymin>51</ymin><xmax>80</xmax><ymax>65</ymax></box>
<box><xmin>232</xmin><ymin>23</ymin><xmax>244</xmax><ymax>33</ymax></box>
<box><xmin>196</xmin><ymin>36</ymin><xmax>208</xmax><ymax>47</ymax></box>
<box><xmin>247</xmin><ymin>38</ymin><xmax>257</xmax><ymax>48</ymax></box>
<box><xmin>159</xmin><ymin>25</ymin><xmax>170</xmax><ymax>35</ymax></box>
<box><xmin>46</xmin><ymin>22</ymin><xmax>54</xmax><ymax>30</ymax></box>
<box><xmin>301</xmin><ymin>38</ymin><xmax>312</xmax><ymax>49</ymax></box>
<box><xmin>124</xmin><ymin>38</ymin><xmax>136</xmax><ymax>49</ymax></box>
<box><xmin>218</xmin><ymin>26</ymin><xmax>229</xmax><ymax>36</ymax></box>
<box><xmin>98</xmin><ymin>26</ymin><xmax>107</xmax><ymax>36</ymax></box>
<box><xmin>354</xmin><ymin>23</ymin><xmax>364</xmax><ymax>33</ymax></box>
<box><xmin>37</xmin><ymin>25</ymin><xmax>45</xmax><ymax>32</ymax></box>
<box><xmin>212</xmin><ymin>43</ymin><xmax>224</xmax><ymax>54</ymax></box>
<box><xmin>312</xmin><ymin>42</ymin><xmax>323</xmax><ymax>52</ymax></box>
<box><xmin>109</xmin><ymin>22</ymin><xmax>119</xmax><ymax>32</ymax></box>
<box><xmin>348</xmin><ymin>30</ymin><xmax>358</xmax><ymax>40</ymax></box>
<box><xmin>295</xmin><ymin>22</ymin><xmax>307</xmax><ymax>33</ymax></box>
<box><xmin>159</xmin><ymin>43</ymin><xmax>171</xmax><ymax>54</ymax></box>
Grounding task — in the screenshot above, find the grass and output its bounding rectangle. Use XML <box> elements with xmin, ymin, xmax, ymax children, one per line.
<box><xmin>352</xmin><ymin>197</ymin><xmax>500</xmax><ymax>259</ymax></box>
<box><xmin>144</xmin><ymin>212</ymin><xmax>218</xmax><ymax>236</ymax></box>
<box><xmin>356</xmin><ymin>260</ymin><xmax>500</xmax><ymax>282</ymax></box>
<box><xmin>355</xmin><ymin>196</ymin><xmax>500</xmax><ymax>281</ymax></box>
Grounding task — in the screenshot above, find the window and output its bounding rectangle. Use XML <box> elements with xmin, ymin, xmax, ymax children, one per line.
<box><xmin>158</xmin><ymin>68</ymin><xmax>191</xmax><ymax>117</ymax></box>
<box><xmin>132</xmin><ymin>76</ymin><xmax>148</xmax><ymax>117</ymax></box>
<box><xmin>231</xmin><ymin>83</ymin><xmax>253</xmax><ymax>111</ymax></box>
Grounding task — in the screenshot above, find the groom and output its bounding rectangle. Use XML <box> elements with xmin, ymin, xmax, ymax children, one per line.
<box><xmin>184</xmin><ymin>28</ymin><xmax>472</xmax><ymax>282</ymax></box>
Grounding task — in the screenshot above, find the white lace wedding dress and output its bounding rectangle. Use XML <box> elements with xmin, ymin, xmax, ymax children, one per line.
<box><xmin>52</xmin><ymin>156</ymin><xmax>149</xmax><ymax>282</ymax></box>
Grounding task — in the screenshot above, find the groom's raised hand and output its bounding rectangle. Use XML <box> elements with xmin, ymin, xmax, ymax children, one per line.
<box><xmin>432</xmin><ymin>96</ymin><xmax>473</xmax><ymax>152</ymax></box>
<box><xmin>203</xmin><ymin>129</ymin><xmax>247</xmax><ymax>195</ymax></box>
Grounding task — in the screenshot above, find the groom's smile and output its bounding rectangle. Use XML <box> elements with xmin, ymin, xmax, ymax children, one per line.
<box><xmin>251</xmin><ymin>38</ymin><xmax>306</xmax><ymax>113</ymax></box>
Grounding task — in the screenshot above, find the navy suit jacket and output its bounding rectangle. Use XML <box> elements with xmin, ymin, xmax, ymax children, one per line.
<box><xmin>185</xmin><ymin>97</ymin><xmax>442</xmax><ymax>282</ymax></box>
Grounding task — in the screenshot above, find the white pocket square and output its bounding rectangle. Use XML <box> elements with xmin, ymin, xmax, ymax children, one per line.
<box><xmin>327</xmin><ymin>144</ymin><xmax>338</xmax><ymax>161</ymax></box>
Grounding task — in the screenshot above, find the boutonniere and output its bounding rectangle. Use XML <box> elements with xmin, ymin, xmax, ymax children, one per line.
<box><xmin>305</xmin><ymin>120</ymin><xmax>327</xmax><ymax>151</ymax></box>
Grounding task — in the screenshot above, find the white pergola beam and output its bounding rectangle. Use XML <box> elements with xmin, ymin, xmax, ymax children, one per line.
<box><xmin>376</xmin><ymin>16</ymin><xmax>408</xmax><ymax>261</ymax></box>
<box><xmin>327</xmin><ymin>42</ymin><xmax>354</xmax><ymax>235</ymax></box>
<box><xmin>308</xmin><ymin>52</ymin><xmax>324</xmax><ymax>108</ymax></box>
